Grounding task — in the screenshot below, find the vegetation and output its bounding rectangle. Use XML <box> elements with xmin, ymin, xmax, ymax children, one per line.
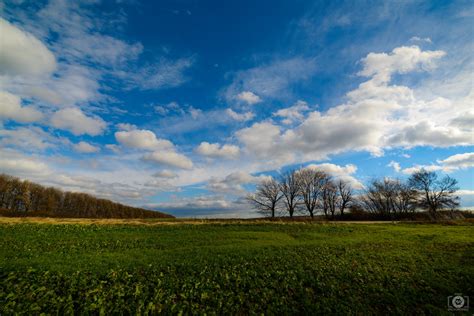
<box><xmin>248</xmin><ymin>168</ymin><xmax>460</xmax><ymax>220</ymax></box>
<box><xmin>1</xmin><ymin>221</ymin><xmax>473</xmax><ymax>314</ymax></box>
<box><xmin>0</xmin><ymin>174</ymin><xmax>173</xmax><ymax>218</ymax></box>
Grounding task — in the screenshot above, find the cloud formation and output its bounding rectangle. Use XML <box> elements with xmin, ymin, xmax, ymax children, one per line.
<box><xmin>50</xmin><ymin>107</ymin><xmax>106</xmax><ymax>136</ymax></box>
<box><xmin>73</xmin><ymin>141</ymin><xmax>100</xmax><ymax>153</ymax></box>
<box><xmin>196</xmin><ymin>142</ymin><xmax>240</xmax><ymax>159</ymax></box>
<box><xmin>0</xmin><ymin>18</ymin><xmax>56</xmax><ymax>77</ymax></box>
<box><xmin>236</xmin><ymin>91</ymin><xmax>262</xmax><ymax>105</ymax></box>
<box><xmin>0</xmin><ymin>91</ymin><xmax>43</xmax><ymax>123</ymax></box>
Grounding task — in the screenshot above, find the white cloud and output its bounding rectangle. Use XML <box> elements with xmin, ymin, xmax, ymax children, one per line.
<box><xmin>0</xmin><ymin>126</ymin><xmax>66</xmax><ymax>150</ymax></box>
<box><xmin>410</xmin><ymin>36</ymin><xmax>432</xmax><ymax>44</ymax></box>
<box><xmin>73</xmin><ymin>141</ymin><xmax>100</xmax><ymax>153</ymax></box>
<box><xmin>154</xmin><ymin>101</ymin><xmax>184</xmax><ymax>116</ymax></box>
<box><xmin>152</xmin><ymin>170</ymin><xmax>178</xmax><ymax>179</ymax></box>
<box><xmin>32</xmin><ymin>0</ymin><xmax>142</xmax><ymax>69</ymax></box>
<box><xmin>0</xmin><ymin>150</ymin><xmax>50</xmax><ymax>176</ymax></box>
<box><xmin>401</xmin><ymin>152</ymin><xmax>474</xmax><ymax>174</ymax></box>
<box><xmin>0</xmin><ymin>18</ymin><xmax>56</xmax><ymax>77</ymax></box>
<box><xmin>146</xmin><ymin>195</ymin><xmax>254</xmax><ymax>218</ymax></box>
<box><xmin>196</xmin><ymin>142</ymin><xmax>240</xmax><ymax>159</ymax></box>
<box><xmin>401</xmin><ymin>165</ymin><xmax>443</xmax><ymax>175</ymax></box>
<box><xmin>142</xmin><ymin>151</ymin><xmax>193</xmax><ymax>170</ymax></box>
<box><xmin>207</xmin><ymin>171</ymin><xmax>270</xmax><ymax>195</ymax></box>
<box><xmin>388</xmin><ymin>161</ymin><xmax>401</xmax><ymax>172</ymax></box>
<box><xmin>115</xmin><ymin>129</ymin><xmax>173</xmax><ymax>150</ymax></box>
<box><xmin>358</xmin><ymin>45</ymin><xmax>445</xmax><ymax>83</ymax></box>
<box><xmin>105</xmin><ymin>144</ymin><xmax>121</xmax><ymax>153</ymax></box>
<box><xmin>0</xmin><ymin>91</ymin><xmax>43</xmax><ymax>123</ymax></box>
<box><xmin>226</xmin><ymin>108</ymin><xmax>255</xmax><ymax>122</ymax></box>
<box><xmin>236</xmin><ymin>91</ymin><xmax>262</xmax><ymax>105</ymax></box>
<box><xmin>116</xmin><ymin>123</ymin><xmax>137</xmax><ymax>131</ymax></box>
<box><xmin>438</xmin><ymin>152</ymin><xmax>474</xmax><ymax>170</ymax></box>
<box><xmin>224</xmin><ymin>57</ymin><xmax>318</xmax><ymax>101</ymax></box>
<box><xmin>273</xmin><ymin>100</ymin><xmax>310</xmax><ymax>124</ymax></box>
<box><xmin>305</xmin><ymin>163</ymin><xmax>363</xmax><ymax>189</ymax></box>
<box><xmin>456</xmin><ymin>190</ymin><xmax>474</xmax><ymax>196</ymax></box>
<box><xmin>50</xmin><ymin>107</ymin><xmax>106</xmax><ymax>136</ymax></box>
<box><xmin>234</xmin><ymin>45</ymin><xmax>471</xmax><ymax>169</ymax></box>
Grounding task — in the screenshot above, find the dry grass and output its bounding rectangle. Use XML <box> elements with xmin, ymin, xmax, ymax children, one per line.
<box><xmin>0</xmin><ymin>216</ymin><xmax>404</xmax><ymax>226</ymax></box>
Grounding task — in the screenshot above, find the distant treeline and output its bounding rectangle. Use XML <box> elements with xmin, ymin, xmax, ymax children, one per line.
<box><xmin>0</xmin><ymin>174</ymin><xmax>173</xmax><ymax>218</ymax></box>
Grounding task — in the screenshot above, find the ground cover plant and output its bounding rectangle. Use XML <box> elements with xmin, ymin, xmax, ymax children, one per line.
<box><xmin>1</xmin><ymin>220</ymin><xmax>473</xmax><ymax>314</ymax></box>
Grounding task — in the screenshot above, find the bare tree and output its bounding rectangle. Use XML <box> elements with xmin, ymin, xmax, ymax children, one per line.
<box><xmin>280</xmin><ymin>170</ymin><xmax>302</xmax><ymax>217</ymax></box>
<box><xmin>297</xmin><ymin>168</ymin><xmax>328</xmax><ymax>218</ymax></box>
<box><xmin>359</xmin><ymin>178</ymin><xmax>399</xmax><ymax>217</ymax></box>
<box><xmin>393</xmin><ymin>182</ymin><xmax>417</xmax><ymax>214</ymax></box>
<box><xmin>323</xmin><ymin>180</ymin><xmax>338</xmax><ymax>219</ymax></box>
<box><xmin>247</xmin><ymin>178</ymin><xmax>282</xmax><ymax>218</ymax></box>
<box><xmin>360</xmin><ymin>178</ymin><xmax>420</xmax><ymax>218</ymax></box>
<box><xmin>336</xmin><ymin>180</ymin><xmax>353</xmax><ymax>216</ymax></box>
<box><xmin>408</xmin><ymin>169</ymin><xmax>459</xmax><ymax>216</ymax></box>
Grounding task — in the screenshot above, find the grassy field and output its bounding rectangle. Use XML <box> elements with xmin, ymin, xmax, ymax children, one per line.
<box><xmin>1</xmin><ymin>219</ymin><xmax>473</xmax><ymax>314</ymax></box>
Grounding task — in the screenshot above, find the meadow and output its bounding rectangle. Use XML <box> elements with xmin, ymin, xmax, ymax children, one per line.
<box><xmin>1</xmin><ymin>219</ymin><xmax>473</xmax><ymax>315</ymax></box>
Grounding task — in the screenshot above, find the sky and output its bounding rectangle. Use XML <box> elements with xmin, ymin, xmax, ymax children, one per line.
<box><xmin>0</xmin><ymin>0</ymin><xmax>473</xmax><ymax>218</ymax></box>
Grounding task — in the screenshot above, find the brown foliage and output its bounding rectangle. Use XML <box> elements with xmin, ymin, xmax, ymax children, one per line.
<box><xmin>0</xmin><ymin>174</ymin><xmax>174</xmax><ymax>219</ymax></box>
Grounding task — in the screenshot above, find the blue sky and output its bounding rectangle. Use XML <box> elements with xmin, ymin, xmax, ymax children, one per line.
<box><xmin>0</xmin><ymin>0</ymin><xmax>473</xmax><ymax>217</ymax></box>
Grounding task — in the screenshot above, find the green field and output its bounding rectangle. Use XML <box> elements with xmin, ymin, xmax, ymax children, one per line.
<box><xmin>1</xmin><ymin>220</ymin><xmax>473</xmax><ymax>314</ymax></box>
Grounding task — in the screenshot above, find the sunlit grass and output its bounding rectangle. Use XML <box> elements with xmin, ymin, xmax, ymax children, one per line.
<box><xmin>1</xmin><ymin>221</ymin><xmax>473</xmax><ymax>314</ymax></box>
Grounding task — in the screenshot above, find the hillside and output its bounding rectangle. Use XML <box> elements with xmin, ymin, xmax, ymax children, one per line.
<box><xmin>0</xmin><ymin>174</ymin><xmax>174</xmax><ymax>219</ymax></box>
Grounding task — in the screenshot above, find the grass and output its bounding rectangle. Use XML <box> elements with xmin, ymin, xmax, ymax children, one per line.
<box><xmin>1</xmin><ymin>219</ymin><xmax>473</xmax><ymax>314</ymax></box>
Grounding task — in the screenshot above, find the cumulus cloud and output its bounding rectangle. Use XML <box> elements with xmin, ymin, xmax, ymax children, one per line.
<box><xmin>50</xmin><ymin>107</ymin><xmax>106</xmax><ymax>136</ymax></box>
<box><xmin>0</xmin><ymin>18</ymin><xmax>56</xmax><ymax>77</ymax></box>
<box><xmin>0</xmin><ymin>126</ymin><xmax>67</xmax><ymax>151</ymax></box>
<box><xmin>115</xmin><ymin>129</ymin><xmax>173</xmax><ymax>150</ymax></box>
<box><xmin>439</xmin><ymin>153</ymin><xmax>474</xmax><ymax>170</ymax></box>
<box><xmin>388</xmin><ymin>161</ymin><xmax>401</xmax><ymax>173</ymax></box>
<box><xmin>400</xmin><ymin>152</ymin><xmax>474</xmax><ymax>174</ymax></box>
<box><xmin>0</xmin><ymin>150</ymin><xmax>50</xmax><ymax>176</ymax></box>
<box><xmin>207</xmin><ymin>171</ymin><xmax>270</xmax><ymax>195</ymax></box>
<box><xmin>0</xmin><ymin>91</ymin><xmax>43</xmax><ymax>123</ymax></box>
<box><xmin>73</xmin><ymin>141</ymin><xmax>100</xmax><ymax>153</ymax></box>
<box><xmin>226</xmin><ymin>108</ymin><xmax>255</xmax><ymax>122</ymax></box>
<box><xmin>236</xmin><ymin>91</ymin><xmax>262</xmax><ymax>105</ymax></box>
<box><xmin>305</xmin><ymin>163</ymin><xmax>364</xmax><ymax>189</ymax></box>
<box><xmin>142</xmin><ymin>151</ymin><xmax>193</xmax><ymax>170</ymax></box>
<box><xmin>196</xmin><ymin>142</ymin><xmax>240</xmax><ymax>159</ymax></box>
<box><xmin>233</xmin><ymin>45</ymin><xmax>470</xmax><ymax>169</ymax></box>
<box><xmin>358</xmin><ymin>45</ymin><xmax>445</xmax><ymax>83</ymax></box>
<box><xmin>152</xmin><ymin>170</ymin><xmax>178</xmax><ymax>179</ymax></box>
<box><xmin>273</xmin><ymin>100</ymin><xmax>310</xmax><ymax>124</ymax></box>
<box><xmin>114</xmin><ymin>128</ymin><xmax>193</xmax><ymax>170</ymax></box>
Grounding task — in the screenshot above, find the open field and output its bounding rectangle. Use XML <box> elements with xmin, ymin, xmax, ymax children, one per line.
<box><xmin>1</xmin><ymin>219</ymin><xmax>473</xmax><ymax>314</ymax></box>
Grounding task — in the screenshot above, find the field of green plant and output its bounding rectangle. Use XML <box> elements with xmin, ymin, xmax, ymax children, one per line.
<box><xmin>1</xmin><ymin>221</ymin><xmax>473</xmax><ymax>314</ymax></box>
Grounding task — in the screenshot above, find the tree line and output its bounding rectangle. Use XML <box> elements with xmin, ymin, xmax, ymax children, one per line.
<box><xmin>247</xmin><ymin>168</ymin><xmax>460</xmax><ymax>220</ymax></box>
<box><xmin>0</xmin><ymin>174</ymin><xmax>174</xmax><ymax>218</ymax></box>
